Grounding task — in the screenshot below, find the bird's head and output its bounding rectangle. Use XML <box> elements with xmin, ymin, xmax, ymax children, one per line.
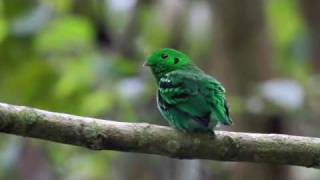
<box><xmin>143</xmin><ymin>48</ymin><xmax>192</xmax><ymax>73</ymax></box>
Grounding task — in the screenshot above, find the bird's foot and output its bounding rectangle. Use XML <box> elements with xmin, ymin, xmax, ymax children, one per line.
<box><xmin>208</xmin><ymin>130</ymin><xmax>216</xmax><ymax>139</ymax></box>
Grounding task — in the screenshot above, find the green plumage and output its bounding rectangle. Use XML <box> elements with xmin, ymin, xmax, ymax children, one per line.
<box><xmin>144</xmin><ymin>48</ymin><xmax>232</xmax><ymax>133</ymax></box>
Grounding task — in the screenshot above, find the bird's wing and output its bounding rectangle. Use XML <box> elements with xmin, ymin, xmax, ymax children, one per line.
<box><xmin>206</xmin><ymin>78</ymin><xmax>232</xmax><ymax>125</ymax></box>
<box><xmin>159</xmin><ymin>71</ymin><xmax>232</xmax><ymax>126</ymax></box>
<box><xmin>159</xmin><ymin>71</ymin><xmax>198</xmax><ymax>105</ymax></box>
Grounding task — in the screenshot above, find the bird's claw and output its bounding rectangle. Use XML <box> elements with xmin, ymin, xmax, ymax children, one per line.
<box><xmin>208</xmin><ymin>130</ymin><xmax>216</xmax><ymax>139</ymax></box>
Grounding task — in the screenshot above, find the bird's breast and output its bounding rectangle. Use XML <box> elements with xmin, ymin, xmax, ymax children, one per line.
<box><xmin>157</xmin><ymin>92</ymin><xmax>168</xmax><ymax>112</ymax></box>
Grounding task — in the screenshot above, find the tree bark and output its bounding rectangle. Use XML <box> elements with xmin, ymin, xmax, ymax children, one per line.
<box><xmin>210</xmin><ymin>0</ymin><xmax>273</xmax><ymax>95</ymax></box>
<box><xmin>210</xmin><ymin>1</ymin><xmax>286</xmax><ymax>179</ymax></box>
<box><xmin>0</xmin><ymin>102</ymin><xmax>320</xmax><ymax>168</ymax></box>
<box><xmin>300</xmin><ymin>0</ymin><xmax>320</xmax><ymax>73</ymax></box>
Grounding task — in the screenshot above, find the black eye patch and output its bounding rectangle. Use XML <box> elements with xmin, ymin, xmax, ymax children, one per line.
<box><xmin>174</xmin><ymin>57</ymin><xmax>179</xmax><ymax>64</ymax></box>
<box><xmin>161</xmin><ymin>54</ymin><xmax>168</xmax><ymax>59</ymax></box>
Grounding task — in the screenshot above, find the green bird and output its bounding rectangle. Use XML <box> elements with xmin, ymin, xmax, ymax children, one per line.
<box><xmin>144</xmin><ymin>48</ymin><xmax>232</xmax><ymax>134</ymax></box>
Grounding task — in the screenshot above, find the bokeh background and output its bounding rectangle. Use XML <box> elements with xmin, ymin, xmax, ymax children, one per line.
<box><xmin>1</xmin><ymin>0</ymin><xmax>320</xmax><ymax>179</ymax></box>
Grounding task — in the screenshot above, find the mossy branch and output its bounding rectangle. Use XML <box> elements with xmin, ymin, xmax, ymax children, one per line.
<box><xmin>0</xmin><ymin>102</ymin><xmax>320</xmax><ymax>168</ymax></box>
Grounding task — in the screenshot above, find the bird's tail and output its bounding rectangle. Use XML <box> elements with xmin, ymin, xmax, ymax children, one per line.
<box><xmin>221</xmin><ymin>99</ymin><xmax>232</xmax><ymax>125</ymax></box>
<box><xmin>210</xmin><ymin>99</ymin><xmax>232</xmax><ymax>126</ymax></box>
<box><xmin>210</xmin><ymin>112</ymin><xmax>232</xmax><ymax>126</ymax></box>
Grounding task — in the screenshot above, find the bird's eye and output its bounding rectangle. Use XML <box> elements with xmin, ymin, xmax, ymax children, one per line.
<box><xmin>174</xmin><ymin>57</ymin><xmax>179</xmax><ymax>64</ymax></box>
<box><xmin>161</xmin><ymin>54</ymin><xmax>168</xmax><ymax>59</ymax></box>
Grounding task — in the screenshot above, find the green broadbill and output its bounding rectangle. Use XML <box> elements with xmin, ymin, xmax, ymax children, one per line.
<box><xmin>144</xmin><ymin>48</ymin><xmax>232</xmax><ymax>134</ymax></box>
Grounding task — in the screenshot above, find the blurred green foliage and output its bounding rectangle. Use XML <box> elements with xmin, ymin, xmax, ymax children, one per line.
<box><xmin>267</xmin><ymin>0</ymin><xmax>309</xmax><ymax>79</ymax></box>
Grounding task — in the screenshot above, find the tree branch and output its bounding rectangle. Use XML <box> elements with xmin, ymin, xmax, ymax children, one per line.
<box><xmin>0</xmin><ymin>102</ymin><xmax>319</xmax><ymax>168</ymax></box>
